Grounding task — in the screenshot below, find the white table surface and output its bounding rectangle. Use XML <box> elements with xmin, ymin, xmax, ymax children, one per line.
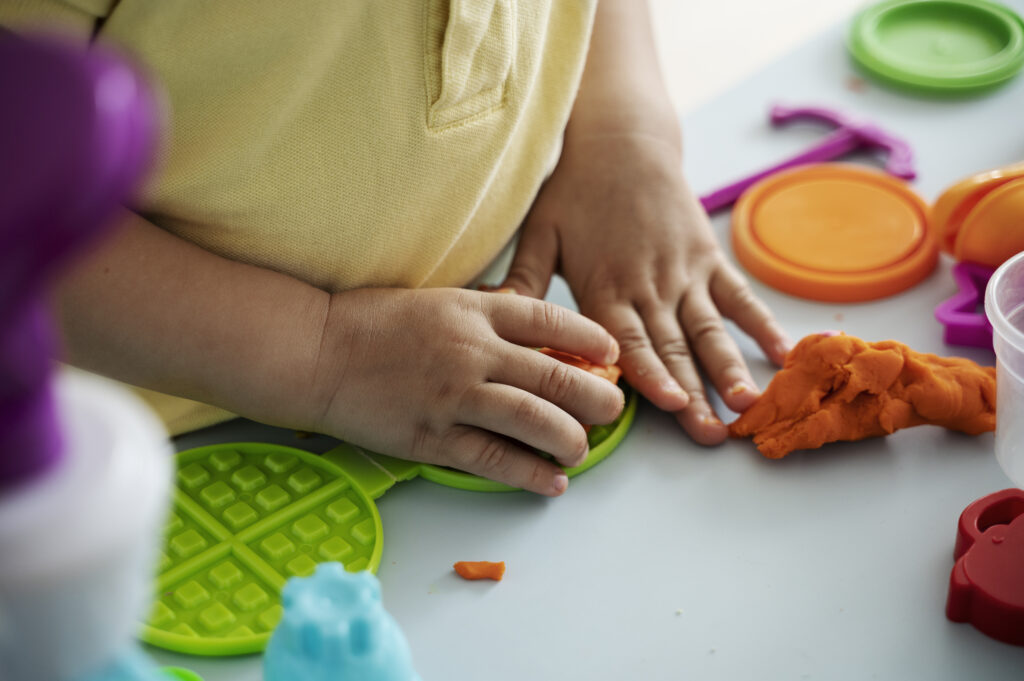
<box><xmin>152</xmin><ymin>10</ymin><xmax>1024</xmax><ymax>681</ymax></box>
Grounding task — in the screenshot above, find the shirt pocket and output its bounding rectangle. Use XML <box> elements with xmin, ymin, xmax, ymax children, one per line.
<box><xmin>424</xmin><ymin>0</ymin><xmax>516</xmax><ymax>130</ymax></box>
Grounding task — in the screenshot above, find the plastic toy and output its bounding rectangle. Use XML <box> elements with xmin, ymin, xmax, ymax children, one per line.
<box><xmin>160</xmin><ymin>669</ymin><xmax>205</xmax><ymax>681</ymax></box>
<box><xmin>263</xmin><ymin>563</ymin><xmax>420</xmax><ymax>681</ymax></box>
<box><xmin>931</xmin><ymin>162</ymin><xmax>1024</xmax><ymax>268</ymax></box>
<box><xmin>143</xmin><ymin>443</ymin><xmax>381</xmax><ymax>655</ymax></box>
<box><xmin>729</xmin><ymin>332</ymin><xmax>996</xmax><ymax>458</ymax></box>
<box><xmin>946</xmin><ymin>488</ymin><xmax>1024</xmax><ymax>646</ymax></box>
<box><xmin>145</xmin><ymin>399</ymin><xmax>636</xmax><ymax>655</ymax></box>
<box><xmin>0</xmin><ymin>31</ymin><xmax>155</xmax><ymax>488</ymax></box>
<box><xmin>934</xmin><ymin>262</ymin><xmax>995</xmax><ymax>349</ymax></box>
<box><xmin>730</xmin><ymin>164</ymin><xmax>936</xmax><ymax>302</ymax></box>
<box><xmin>0</xmin><ymin>30</ymin><xmax>203</xmax><ymax>681</ymax></box>
<box><xmin>699</xmin><ymin>104</ymin><xmax>915</xmax><ymax>213</ymax></box>
<box><xmin>986</xmin><ymin>251</ymin><xmax>1024</xmax><ymax>490</ymax></box>
<box><xmin>849</xmin><ymin>0</ymin><xmax>1024</xmax><ymax>95</ymax></box>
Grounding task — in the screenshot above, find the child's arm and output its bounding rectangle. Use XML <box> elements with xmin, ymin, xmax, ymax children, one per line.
<box><xmin>57</xmin><ymin>211</ymin><xmax>624</xmax><ymax>495</ymax></box>
<box><xmin>501</xmin><ymin>0</ymin><xmax>791</xmax><ymax>444</ymax></box>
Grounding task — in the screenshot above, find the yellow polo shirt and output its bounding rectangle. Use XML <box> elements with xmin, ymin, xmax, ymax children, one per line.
<box><xmin>3</xmin><ymin>0</ymin><xmax>597</xmax><ymax>433</ymax></box>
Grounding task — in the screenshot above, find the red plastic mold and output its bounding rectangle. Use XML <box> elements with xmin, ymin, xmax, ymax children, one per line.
<box><xmin>946</xmin><ymin>488</ymin><xmax>1024</xmax><ymax>645</ymax></box>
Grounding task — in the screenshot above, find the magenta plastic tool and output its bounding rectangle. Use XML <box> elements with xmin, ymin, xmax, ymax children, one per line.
<box><xmin>699</xmin><ymin>104</ymin><xmax>916</xmax><ymax>213</ymax></box>
<box><xmin>934</xmin><ymin>262</ymin><xmax>995</xmax><ymax>349</ymax></box>
<box><xmin>0</xmin><ymin>33</ymin><xmax>155</xmax><ymax>486</ymax></box>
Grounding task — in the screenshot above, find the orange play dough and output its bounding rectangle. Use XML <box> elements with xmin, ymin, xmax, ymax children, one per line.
<box><xmin>729</xmin><ymin>333</ymin><xmax>996</xmax><ymax>458</ymax></box>
<box><xmin>539</xmin><ymin>347</ymin><xmax>622</xmax><ymax>384</ymax></box>
<box><xmin>453</xmin><ymin>561</ymin><xmax>506</xmax><ymax>581</ymax></box>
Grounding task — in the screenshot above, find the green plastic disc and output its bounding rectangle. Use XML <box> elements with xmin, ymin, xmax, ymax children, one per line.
<box><xmin>418</xmin><ymin>387</ymin><xmax>639</xmax><ymax>491</ymax></box>
<box><xmin>161</xmin><ymin>668</ymin><xmax>204</xmax><ymax>681</ymax></box>
<box><xmin>143</xmin><ymin>443</ymin><xmax>382</xmax><ymax>656</ymax></box>
<box><xmin>849</xmin><ymin>0</ymin><xmax>1024</xmax><ymax>93</ymax></box>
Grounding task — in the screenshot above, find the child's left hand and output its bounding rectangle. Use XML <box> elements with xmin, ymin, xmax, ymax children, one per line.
<box><xmin>501</xmin><ymin>131</ymin><xmax>791</xmax><ymax>444</ymax></box>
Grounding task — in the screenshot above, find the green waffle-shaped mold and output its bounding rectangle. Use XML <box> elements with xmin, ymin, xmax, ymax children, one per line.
<box><xmin>142</xmin><ymin>444</ymin><xmax>382</xmax><ymax>656</ymax></box>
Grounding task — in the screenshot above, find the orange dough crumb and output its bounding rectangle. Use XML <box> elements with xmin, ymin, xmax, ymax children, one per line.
<box><xmin>729</xmin><ymin>333</ymin><xmax>996</xmax><ymax>458</ymax></box>
<box><xmin>538</xmin><ymin>347</ymin><xmax>622</xmax><ymax>384</ymax></box>
<box><xmin>453</xmin><ymin>561</ymin><xmax>506</xmax><ymax>581</ymax></box>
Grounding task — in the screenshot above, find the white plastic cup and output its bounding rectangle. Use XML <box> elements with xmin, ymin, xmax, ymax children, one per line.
<box><xmin>0</xmin><ymin>370</ymin><xmax>172</xmax><ymax>681</ymax></box>
<box><xmin>986</xmin><ymin>250</ymin><xmax>1024</xmax><ymax>489</ymax></box>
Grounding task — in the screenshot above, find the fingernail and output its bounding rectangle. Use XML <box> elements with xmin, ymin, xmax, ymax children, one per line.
<box><xmin>551</xmin><ymin>473</ymin><xmax>569</xmax><ymax>495</ymax></box>
<box><xmin>727</xmin><ymin>381</ymin><xmax>754</xmax><ymax>396</ymax></box>
<box><xmin>699</xmin><ymin>412</ymin><xmax>724</xmax><ymax>426</ymax></box>
<box><xmin>605</xmin><ymin>338</ymin><xmax>620</xmax><ymax>365</ymax></box>
<box><xmin>774</xmin><ymin>339</ymin><xmax>794</xmax><ymax>359</ymax></box>
<box><xmin>661</xmin><ymin>377</ymin><xmax>686</xmax><ymax>394</ymax></box>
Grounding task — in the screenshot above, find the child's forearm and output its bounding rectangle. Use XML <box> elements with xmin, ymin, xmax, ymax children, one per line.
<box><xmin>567</xmin><ymin>0</ymin><xmax>680</xmax><ymax>149</ymax></box>
<box><xmin>56</xmin><ymin>210</ymin><xmax>332</xmax><ymax>431</ymax></box>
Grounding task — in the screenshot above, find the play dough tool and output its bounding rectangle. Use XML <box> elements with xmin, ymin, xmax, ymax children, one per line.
<box><xmin>849</xmin><ymin>0</ymin><xmax>1024</xmax><ymax>94</ymax></box>
<box><xmin>144</xmin><ymin>392</ymin><xmax>637</xmax><ymax>655</ymax></box>
<box><xmin>700</xmin><ymin>104</ymin><xmax>916</xmax><ymax>213</ymax></box>
<box><xmin>946</xmin><ymin>488</ymin><xmax>1024</xmax><ymax>646</ymax></box>
<box><xmin>934</xmin><ymin>262</ymin><xmax>995</xmax><ymax>348</ymax></box>
<box><xmin>731</xmin><ymin>163</ymin><xmax>937</xmax><ymax>302</ymax></box>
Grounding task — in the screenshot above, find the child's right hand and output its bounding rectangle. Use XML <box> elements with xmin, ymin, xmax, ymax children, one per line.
<box><xmin>309</xmin><ymin>287</ymin><xmax>625</xmax><ymax>496</ymax></box>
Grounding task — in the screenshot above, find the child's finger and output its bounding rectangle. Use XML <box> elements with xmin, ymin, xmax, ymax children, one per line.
<box><xmin>591</xmin><ymin>302</ymin><xmax>690</xmax><ymax>412</ymax></box>
<box><xmin>501</xmin><ymin>215</ymin><xmax>558</xmax><ymax>300</ymax></box>
<box><xmin>491</xmin><ymin>345</ymin><xmax>625</xmax><ymax>427</ymax></box>
<box><xmin>438</xmin><ymin>424</ymin><xmax>569</xmax><ymax>496</ymax></box>
<box><xmin>678</xmin><ymin>290</ymin><xmax>760</xmax><ymax>414</ymax></box>
<box><xmin>461</xmin><ymin>382</ymin><xmax>590</xmax><ymax>468</ymax></box>
<box><xmin>487</xmin><ymin>296</ymin><xmax>619</xmax><ymax>366</ymax></box>
<box><xmin>624</xmin><ymin>301</ymin><xmax>730</xmax><ymax>443</ymax></box>
<box><xmin>710</xmin><ymin>264</ymin><xmax>793</xmax><ymax>366</ymax></box>
<box><xmin>674</xmin><ymin>397</ymin><xmax>730</xmax><ymax>445</ymax></box>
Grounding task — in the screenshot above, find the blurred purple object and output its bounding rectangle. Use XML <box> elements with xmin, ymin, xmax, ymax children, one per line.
<box><xmin>0</xmin><ymin>33</ymin><xmax>156</xmax><ymax>488</ymax></box>
<box><xmin>699</xmin><ymin>104</ymin><xmax>916</xmax><ymax>213</ymax></box>
<box><xmin>935</xmin><ymin>262</ymin><xmax>996</xmax><ymax>349</ymax></box>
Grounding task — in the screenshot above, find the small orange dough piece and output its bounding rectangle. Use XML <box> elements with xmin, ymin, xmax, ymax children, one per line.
<box><xmin>729</xmin><ymin>333</ymin><xmax>996</xmax><ymax>458</ymax></box>
<box><xmin>538</xmin><ymin>347</ymin><xmax>622</xmax><ymax>384</ymax></box>
<box><xmin>453</xmin><ymin>561</ymin><xmax>506</xmax><ymax>581</ymax></box>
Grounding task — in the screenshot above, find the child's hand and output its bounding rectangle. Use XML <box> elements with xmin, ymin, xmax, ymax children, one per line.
<box><xmin>310</xmin><ymin>287</ymin><xmax>624</xmax><ymax>495</ymax></box>
<box><xmin>501</xmin><ymin>132</ymin><xmax>791</xmax><ymax>444</ymax></box>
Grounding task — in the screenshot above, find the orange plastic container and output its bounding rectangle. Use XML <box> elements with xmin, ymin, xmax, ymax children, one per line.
<box><xmin>931</xmin><ymin>162</ymin><xmax>1024</xmax><ymax>268</ymax></box>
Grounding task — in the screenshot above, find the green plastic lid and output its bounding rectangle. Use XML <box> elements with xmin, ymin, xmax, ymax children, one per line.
<box><xmin>849</xmin><ymin>0</ymin><xmax>1024</xmax><ymax>93</ymax></box>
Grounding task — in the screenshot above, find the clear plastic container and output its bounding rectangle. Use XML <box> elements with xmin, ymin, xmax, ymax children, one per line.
<box><xmin>0</xmin><ymin>370</ymin><xmax>171</xmax><ymax>681</ymax></box>
<box><xmin>985</xmin><ymin>250</ymin><xmax>1024</xmax><ymax>489</ymax></box>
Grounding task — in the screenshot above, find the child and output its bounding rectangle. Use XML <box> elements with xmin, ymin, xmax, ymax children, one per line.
<box><xmin>2</xmin><ymin>0</ymin><xmax>790</xmax><ymax>496</ymax></box>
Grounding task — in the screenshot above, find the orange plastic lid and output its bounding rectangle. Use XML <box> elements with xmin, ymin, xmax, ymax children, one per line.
<box><xmin>953</xmin><ymin>179</ymin><xmax>1024</xmax><ymax>267</ymax></box>
<box><xmin>731</xmin><ymin>164</ymin><xmax>937</xmax><ymax>303</ymax></box>
<box><xmin>930</xmin><ymin>162</ymin><xmax>1024</xmax><ymax>262</ymax></box>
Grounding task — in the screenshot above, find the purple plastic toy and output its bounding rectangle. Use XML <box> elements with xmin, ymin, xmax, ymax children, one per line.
<box><xmin>699</xmin><ymin>104</ymin><xmax>916</xmax><ymax>213</ymax></box>
<box><xmin>935</xmin><ymin>262</ymin><xmax>996</xmax><ymax>349</ymax></box>
<box><xmin>0</xmin><ymin>32</ymin><xmax>156</xmax><ymax>487</ymax></box>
